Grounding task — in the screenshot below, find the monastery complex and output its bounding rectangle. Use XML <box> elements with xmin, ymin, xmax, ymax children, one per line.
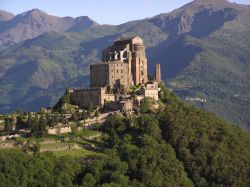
<box><xmin>69</xmin><ymin>36</ymin><xmax>161</xmax><ymax>112</ymax></box>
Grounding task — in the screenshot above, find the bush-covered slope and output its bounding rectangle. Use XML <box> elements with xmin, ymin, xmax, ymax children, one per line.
<box><xmin>150</xmin><ymin>32</ymin><xmax>250</xmax><ymax>130</ymax></box>
<box><xmin>0</xmin><ymin>86</ymin><xmax>250</xmax><ymax>186</ymax></box>
<box><xmin>159</xmin><ymin>86</ymin><xmax>250</xmax><ymax>186</ymax></box>
<box><xmin>0</xmin><ymin>0</ymin><xmax>249</xmax><ymax>130</ymax></box>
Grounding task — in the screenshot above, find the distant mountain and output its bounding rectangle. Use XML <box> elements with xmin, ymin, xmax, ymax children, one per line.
<box><xmin>0</xmin><ymin>10</ymin><xmax>15</xmax><ymax>21</ymax></box>
<box><xmin>0</xmin><ymin>0</ymin><xmax>249</xmax><ymax>130</ymax></box>
<box><xmin>0</xmin><ymin>9</ymin><xmax>98</xmax><ymax>49</ymax></box>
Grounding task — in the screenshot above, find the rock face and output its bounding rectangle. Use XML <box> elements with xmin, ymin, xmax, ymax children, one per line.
<box><xmin>0</xmin><ymin>9</ymin><xmax>98</xmax><ymax>50</ymax></box>
<box><xmin>148</xmin><ymin>0</ymin><xmax>240</xmax><ymax>39</ymax></box>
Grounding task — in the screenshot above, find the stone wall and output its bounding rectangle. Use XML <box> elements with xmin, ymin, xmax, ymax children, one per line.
<box><xmin>70</xmin><ymin>87</ymin><xmax>115</xmax><ymax>108</ymax></box>
<box><xmin>90</xmin><ymin>61</ymin><xmax>130</xmax><ymax>92</ymax></box>
<box><xmin>47</xmin><ymin>126</ymin><xmax>72</xmax><ymax>135</ymax></box>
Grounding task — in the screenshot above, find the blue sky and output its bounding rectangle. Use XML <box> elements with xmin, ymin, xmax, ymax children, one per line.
<box><xmin>1</xmin><ymin>0</ymin><xmax>250</xmax><ymax>24</ymax></box>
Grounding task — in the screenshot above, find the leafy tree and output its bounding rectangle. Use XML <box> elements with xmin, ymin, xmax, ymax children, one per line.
<box><xmin>54</xmin><ymin>112</ymin><xmax>60</xmax><ymax>124</ymax></box>
<box><xmin>138</xmin><ymin>114</ymin><xmax>161</xmax><ymax>139</ymax></box>
<box><xmin>4</xmin><ymin>118</ymin><xmax>12</xmax><ymax>133</ymax></box>
<box><xmin>87</xmin><ymin>102</ymin><xmax>94</xmax><ymax>117</ymax></box>
<box><xmin>78</xmin><ymin>149</ymin><xmax>129</xmax><ymax>186</ymax></box>
<box><xmin>81</xmin><ymin>110</ymin><xmax>88</xmax><ymax>124</ymax></box>
<box><xmin>140</xmin><ymin>97</ymin><xmax>155</xmax><ymax>114</ymax></box>
<box><xmin>30</xmin><ymin>114</ymin><xmax>39</xmax><ymax>137</ymax></box>
<box><xmin>71</xmin><ymin>113</ymin><xmax>78</xmax><ymax>123</ymax></box>
<box><xmin>26</xmin><ymin>113</ymin><xmax>33</xmax><ymax>129</ymax></box>
<box><xmin>16</xmin><ymin>116</ymin><xmax>24</xmax><ymax>130</ymax></box>
<box><xmin>81</xmin><ymin>173</ymin><xmax>96</xmax><ymax>187</ymax></box>
<box><xmin>39</xmin><ymin>116</ymin><xmax>48</xmax><ymax>137</ymax></box>
<box><xmin>32</xmin><ymin>142</ymin><xmax>40</xmax><ymax>155</ymax></box>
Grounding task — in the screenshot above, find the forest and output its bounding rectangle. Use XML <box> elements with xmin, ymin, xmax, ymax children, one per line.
<box><xmin>0</xmin><ymin>85</ymin><xmax>250</xmax><ymax>187</ymax></box>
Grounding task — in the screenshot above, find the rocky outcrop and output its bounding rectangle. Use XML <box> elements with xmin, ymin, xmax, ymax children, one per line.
<box><xmin>149</xmin><ymin>6</ymin><xmax>237</xmax><ymax>38</ymax></box>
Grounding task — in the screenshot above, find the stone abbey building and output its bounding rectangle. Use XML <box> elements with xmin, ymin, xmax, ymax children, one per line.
<box><xmin>91</xmin><ymin>36</ymin><xmax>148</xmax><ymax>93</ymax></box>
<box><xmin>70</xmin><ymin>36</ymin><xmax>161</xmax><ymax>108</ymax></box>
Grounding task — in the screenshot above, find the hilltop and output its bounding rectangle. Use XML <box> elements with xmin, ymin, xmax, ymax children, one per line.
<box><xmin>0</xmin><ymin>85</ymin><xmax>249</xmax><ymax>186</ymax></box>
<box><xmin>0</xmin><ymin>0</ymin><xmax>249</xmax><ymax>129</ymax></box>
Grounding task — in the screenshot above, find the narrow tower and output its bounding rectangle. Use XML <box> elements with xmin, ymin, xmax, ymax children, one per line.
<box><xmin>154</xmin><ymin>63</ymin><xmax>161</xmax><ymax>83</ymax></box>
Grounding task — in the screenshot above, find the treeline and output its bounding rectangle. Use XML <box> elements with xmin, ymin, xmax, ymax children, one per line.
<box><xmin>3</xmin><ymin>111</ymin><xmax>91</xmax><ymax>137</ymax></box>
<box><xmin>4</xmin><ymin>113</ymin><xmax>61</xmax><ymax>137</ymax></box>
<box><xmin>0</xmin><ymin>149</ymin><xmax>80</xmax><ymax>187</ymax></box>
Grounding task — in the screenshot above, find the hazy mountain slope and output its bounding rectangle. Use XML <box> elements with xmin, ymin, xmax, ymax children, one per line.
<box><xmin>67</xmin><ymin>16</ymin><xmax>99</xmax><ymax>32</ymax></box>
<box><xmin>0</xmin><ymin>0</ymin><xmax>249</xmax><ymax>129</ymax></box>
<box><xmin>146</xmin><ymin>0</ymin><xmax>250</xmax><ymax>130</ymax></box>
<box><xmin>0</xmin><ymin>9</ymin><xmax>98</xmax><ymax>50</ymax></box>
<box><xmin>148</xmin><ymin>33</ymin><xmax>250</xmax><ymax>130</ymax></box>
<box><xmin>0</xmin><ymin>20</ymin><xmax>167</xmax><ymax>112</ymax></box>
<box><xmin>0</xmin><ymin>31</ymin><xmax>102</xmax><ymax>111</ymax></box>
<box><xmin>0</xmin><ymin>10</ymin><xmax>14</xmax><ymax>21</ymax></box>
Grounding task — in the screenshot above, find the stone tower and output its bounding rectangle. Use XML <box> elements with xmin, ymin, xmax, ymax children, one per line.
<box><xmin>154</xmin><ymin>63</ymin><xmax>161</xmax><ymax>83</ymax></box>
<box><xmin>102</xmin><ymin>36</ymin><xmax>148</xmax><ymax>86</ymax></box>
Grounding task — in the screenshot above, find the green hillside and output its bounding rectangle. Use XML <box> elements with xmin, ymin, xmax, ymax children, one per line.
<box><xmin>152</xmin><ymin>32</ymin><xmax>250</xmax><ymax>130</ymax></box>
<box><xmin>0</xmin><ymin>86</ymin><xmax>249</xmax><ymax>186</ymax></box>
<box><xmin>0</xmin><ymin>0</ymin><xmax>249</xmax><ymax>130</ymax></box>
<box><xmin>0</xmin><ymin>32</ymin><xmax>101</xmax><ymax>111</ymax></box>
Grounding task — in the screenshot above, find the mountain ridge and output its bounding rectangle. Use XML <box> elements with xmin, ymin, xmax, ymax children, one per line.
<box><xmin>0</xmin><ymin>8</ymin><xmax>98</xmax><ymax>50</ymax></box>
<box><xmin>0</xmin><ymin>10</ymin><xmax>15</xmax><ymax>21</ymax></box>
